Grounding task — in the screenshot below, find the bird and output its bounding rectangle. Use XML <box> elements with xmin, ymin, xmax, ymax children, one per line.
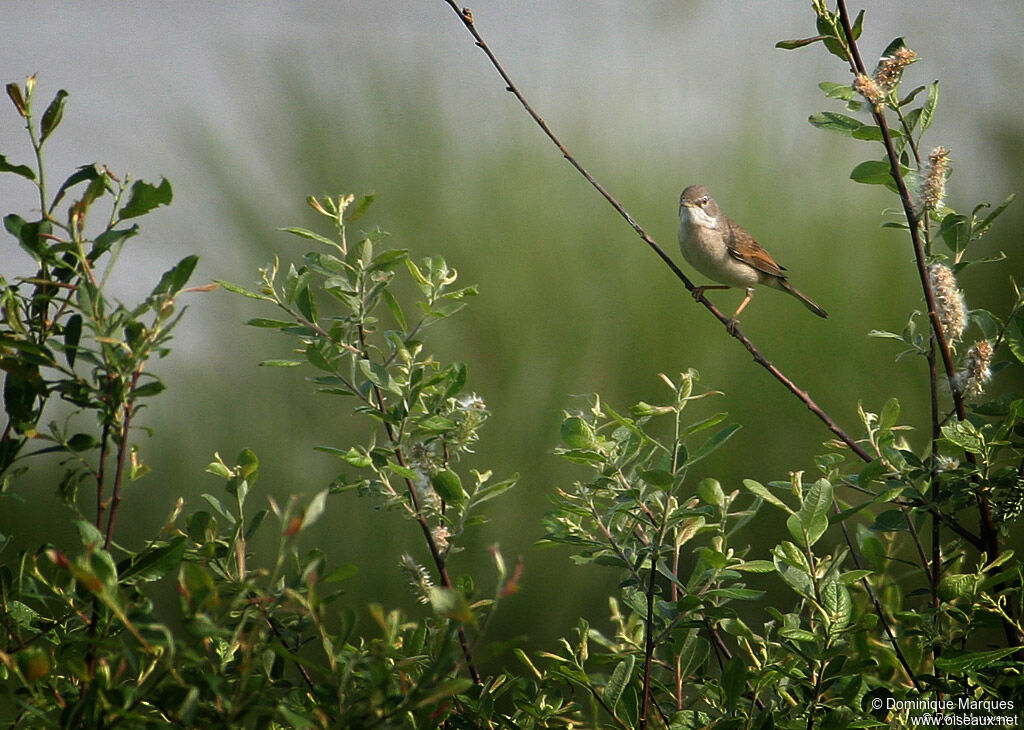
<box><xmin>677</xmin><ymin>184</ymin><xmax>827</xmax><ymax>333</ymax></box>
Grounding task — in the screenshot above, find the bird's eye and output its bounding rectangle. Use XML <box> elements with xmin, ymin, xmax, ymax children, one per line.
<box><xmin>699</xmin><ymin>196</ymin><xmax>709</xmax><ymax>206</ymax></box>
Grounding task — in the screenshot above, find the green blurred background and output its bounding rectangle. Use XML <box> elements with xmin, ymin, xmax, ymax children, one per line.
<box><xmin>2</xmin><ymin>2</ymin><xmax>1023</xmax><ymax>662</ymax></box>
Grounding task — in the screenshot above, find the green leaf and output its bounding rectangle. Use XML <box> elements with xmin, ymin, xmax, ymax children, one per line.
<box><xmin>808</xmin><ymin>111</ymin><xmax>862</xmax><ymax>136</ymax></box>
<box><xmin>560</xmin><ymin>416</ymin><xmax>595</xmax><ymax>449</ymax></box>
<box><xmin>51</xmin><ymin>164</ymin><xmax>103</xmax><ymax>209</ymax></box>
<box><xmin>732</xmin><ymin>560</ymin><xmax>775</xmax><ymax>573</ymax></box>
<box><xmin>3</xmin><ymin>372</ymin><xmax>39</xmax><ymax>428</ymax></box>
<box><xmin>431</xmin><ymin>469</ymin><xmax>467</xmax><ymax>506</ymax></box>
<box><xmin>839</xmin><ymin>569</ymin><xmax>874</xmax><ymax>585</ymax></box>
<box><xmin>851</xmin><ymin>9</ymin><xmax>865</xmax><ymax>39</ymax></box>
<box><xmin>850</xmin><ymin>160</ymin><xmax>895</xmax><ymax>185</ymax></box>
<box><xmin>441</xmin><ymin>361</ymin><xmax>468</xmax><ymax>400</ymax></box>
<box><xmin>343</xmin><ymin>193</ymin><xmax>376</xmax><ymax>223</ymax></box>
<box><xmin>604</xmin><ymin>655</ymin><xmax>635</xmax><ymax>710</ymax></box>
<box><xmin>302</xmin><ymin>489</ymin><xmax>329</xmax><ymax>530</ymax></box>
<box><xmin>65</xmin><ymin>433</ymin><xmax>96</xmax><ymax>452</ymax></box>
<box><xmin>406</xmin><ymin>257</ymin><xmax>429</xmax><ymax>287</ymax></box>
<box><xmin>75</xmin><ymin>519</ymin><xmax>105</xmax><ymax>549</ymax></box>
<box><xmin>279</xmin><ymin>226</ymin><xmax>337</xmax><ymax>248</ymax></box>
<box><xmin>386</xmin><ymin>460</ymin><xmax>419</xmax><ymax>481</ymax></box>
<box><xmin>821</xmin><ymin>581</ymin><xmax>852</xmax><ymax>630</ymax></box>
<box><xmin>938</xmin><ymin>212</ymin><xmax>971</xmax><ymax>255</ymax></box>
<box><xmin>296</xmin><ymin>285</ymin><xmax>317</xmax><ymax>323</ymax></box>
<box><xmin>920</xmin><ymin>80</ymin><xmax>939</xmax><ymax>132</ymax></box>
<box><xmin>382</xmin><ymin>289</ymin><xmax>407</xmax><ymax>331</ymax></box>
<box><xmin>938</xmin><ymin>573</ymin><xmax>976</xmax><ymax>602</ymax></box>
<box><xmin>787</xmin><ymin>480</ymin><xmax>833</xmax><ymax>548</ymax></box>
<box><xmin>217</xmin><ymin>280</ymin><xmax>272</xmax><ymax>301</ymax></box>
<box><xmin>62</xmin><ymin>314</ymin><xmax>82</xmax><ymax>368</ymax></box>
<box><xmin>4</xmin><ymin>215</ymin><xmax>52</xmax><ymax>261</ymax></box>
<box><xmin>779</xmin><ymin>627</ymin><xmax>818</xmax><ymax>643</ymax></box>
<box><xmin>259</xmin><ymin>359</ymin><xmax>302</xmax><ymax>367</ymax></box>
<box><xmin>1006</xmin><ymin>316</ymin><xmax>1024</xmax><ymax>365</ymax></box>
<box><xmin>818</xmin><ymin>81</ymin><xmax>856</xmax><ymax>101</ymax></box>
<box><xmin>973</xmin><ymin>193</ymin><xmax>1015</xmax><ymax>238</ymax></box>
<box><xmin>941</xmin><ymin>419</ymin><xmax>984</xmax><ymax>454</ymax></box>
<box><xmin>776</xmin><ymin>36</ymin><xmax>825</xmax><ymax>50</ymax></box>
<box><xmin>90</xmin><ymin>225</ymin><xmax>139</xmax><ymax>260</ymax></box>
<box><xmin>120</xmin><ymin>538</ymin><xmax>187</xmax><ymax>584</ymax></box>
<box><xmin>5</xmin><ymin>82</ymin><xmax>26</xmax><ymax>116</ymax></box>
<box><xmin>39</xmin><ymin>89</ymin><xmax>69</xmax><ymax>142</ymax></box>
<box><xmin>315</xmin><ymin>445</ymin><xmax>372</xmax><ymax>468</ymax></box>
<box><xmin>879</xmin><ymin>397</ymin><xmax>900</xmax><ymax>432</ymax></box>
<box><xmin>0</xmin><ymin>154</ymin><xmax>35</xmax><ymax>181</ymax></box>
<box><xmin>641</xmin><ymin>469</ymin><xmax>674</xmax><ymax>488</ymax></box>
<box><xmin>324</xmin><ymin>564</ymin><xmax>358</xmax><ymax>583</ymax></box>
<box><xmin>687</xmin><ymin>423</ymin><xmax>740</xmax><ymax>465</ymax></box>
<box><xmin>150</xmin><ymin>254</ymin><xmax>198</xmax><ymax>296</ymax></box>
<box><xmin>898</xmin><ymin>84</ymin><xmax>927</xmax><ymax>108</ymax></box>
<box><xmin>742</xmin><ymin>479</ymin><xmax>792</xmax><ymax>513</ymax></box>
<box><xmin>133</xmin><ymin>379</ymin><xmax>166</xmax><ymax>398</ymax></box>
<box><xmin>6</xmin><ymin>600</ymin><xmax>39</xmax><ymax>628</ymax></box>
<box><xmin>245</xmin><ymin>318</ymin><xmax>293</xmax><ymax>329</ymax></box>
<box><xmin>120</xmin><ymin>177</ymin><xmax>173</xmax><ymax>219</ymax></box>
<box><xmin>358</xmin><ymin>358</ymin><xmax>393</xmax><ymax>391</ymax></box>
<box><xmin>934</xmin><ymin>647</ymin><xmax>1019</xmax><ymax>673</ymax></box>
<box><xmin>876</xmin><ymin>38</ymin><xmax>910</xmax><ymax>70</ymax></box>
<box><xmin>851</xmin><ymin>125</ymin><xmax>903</xmax><ymax>142</ymax></box>
<box><xmin>707</xmin><ymin>587</ymin><xmax>765</xmax><ymax>601</ymax></box>
<box><xmin>303</xmin><ymin>342</ymin><xmax>335</xmax><ymax>372</ymax></box>
<box><xmin>870</xmin><ymin>509</ymin><xmax>910</xmax><ymax>532</ymax></box>
<box><xmin>773</xmin><ymin>542</ymin><xmax>814</xmax><ymax>598</ymax></box>
<box><xmin>427</xmin><ymin>587</ymin><xmax>475</xmax><ymax>624</ymax></box>
<box><xmin>721</xmin><ymin>655</ymin><xmax>747</xmax><ymax>710</ymax></box>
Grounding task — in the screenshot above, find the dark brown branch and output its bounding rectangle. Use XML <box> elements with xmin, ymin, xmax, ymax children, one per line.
<box><xmin>834</xmin><ymin>0</ymin><xmax>1013</xmax><ymax>647</ymax></box>
<box><xmin>441</xmin><ymin>1</ymin><xmax>871</xmax><ymax>463</ymax></box>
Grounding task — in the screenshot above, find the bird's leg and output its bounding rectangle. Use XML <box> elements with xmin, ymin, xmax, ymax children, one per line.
<box><xmin>726</xmin><ymin>288</ymin><xmax>755</xmax><ymax>335</ymax></box>
<box><xmin>691</xmin><ymin>284</ymin><xmax>730</xmax><ymax>301</ymax></box>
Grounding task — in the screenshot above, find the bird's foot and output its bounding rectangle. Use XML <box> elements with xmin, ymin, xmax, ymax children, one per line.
<box><xmin>726</xmin><ymin>318</ymin><xmax>740</xmax><ymax>336</ymax></box>
<box><xmin>692</xmin><ymin>286</ymin><xmax>707</xmax><ymax>301</ymax></box>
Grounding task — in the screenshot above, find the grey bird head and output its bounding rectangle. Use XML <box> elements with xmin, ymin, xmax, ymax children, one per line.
<box><xmin>679</xmin><ymin>185</ymin><xmax>720</xmax><ymax>219</ymax></box>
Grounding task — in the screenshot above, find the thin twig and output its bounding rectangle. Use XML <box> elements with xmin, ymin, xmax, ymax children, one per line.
<box><xmin>441</xmin><ymin>1</ymin><xmax>871</xmax><ymax>463</ymax></box>
<box><xmin>833</xmin><ymin>504</ymin><xmax>922</xmax><ymax>692</ymax></box>
<box><xmin>95</xmin><ymin>421</ymin><xmax>111</xmax><ymax>531</ymax></box>
<box><xmin>103</xmin><ymin>368</ymin><xmax>142</xmax><ymax>551</ymax></box>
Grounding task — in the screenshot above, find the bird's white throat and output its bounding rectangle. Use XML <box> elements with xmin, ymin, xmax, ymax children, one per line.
<box><xmin>680</xmin><ymin>205</ymin><xmax>719</xmax><ymax>230</ymax></box>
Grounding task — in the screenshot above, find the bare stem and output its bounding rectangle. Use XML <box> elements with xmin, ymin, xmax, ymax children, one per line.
<box><xmin>95</xmin><ymin>421</ymin><xmax>111</xmax><ymax>530</ymax></box>
<box><xmin>639</xmin><ymin>544</ymin><xmax>658</xmax><ymax>730</ymax></box>
<box><xmin>103</xmin><ymin>368</ymin><xmax>142</xmax><ymax>551</ymax></box>
<box><xmin>833</xmin><ymin>504</ymin><xmax>922</xmax><ymax>692</ymax></box>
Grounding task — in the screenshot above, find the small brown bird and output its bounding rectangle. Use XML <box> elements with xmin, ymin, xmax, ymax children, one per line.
<box><xmin>677</xmin><ymin>185</ymin><xmax>827</xmax><ymax>331</ymax></box>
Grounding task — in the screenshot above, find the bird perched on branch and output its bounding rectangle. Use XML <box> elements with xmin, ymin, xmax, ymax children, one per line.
<box><xmin>677</xmin><ymin>184</ymin><xmax>827</xmax><ymax>332</ymax></box>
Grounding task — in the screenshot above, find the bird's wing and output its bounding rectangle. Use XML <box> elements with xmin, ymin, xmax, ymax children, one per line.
<box><xmin>723</xmin><ymin>216</ymin><xmax>787</xmax><ymax>278</ymax></box>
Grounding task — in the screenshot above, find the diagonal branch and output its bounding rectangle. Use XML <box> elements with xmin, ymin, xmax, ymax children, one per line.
<box><xmin>441</xmin><ymin>1</ymin><xmax>871</xmax><ymax>463</ymax></box>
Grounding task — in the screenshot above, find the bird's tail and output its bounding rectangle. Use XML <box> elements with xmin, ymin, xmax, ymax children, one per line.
<box><xmin>780</xmin><ymin>279</ymin><xmax>828</xmax><ymax>319</ymax></box>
